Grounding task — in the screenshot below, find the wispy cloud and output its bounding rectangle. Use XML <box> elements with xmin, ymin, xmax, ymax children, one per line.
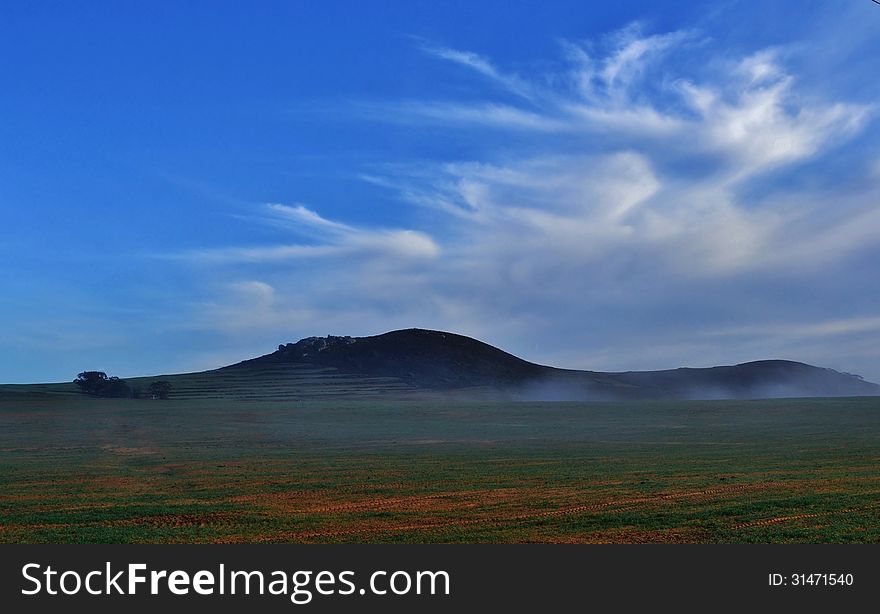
<box><xmin>266</xmin><ymin>203</ymin><xmax>354</xmax><ymax>235</ymax></box>
<box><xmin>704</xmin><ymin>315</ymin><xmax>880</xmax><ymax>341</ymax></box>
<box><xmin>417</xmin><ymin>39</ymin><xmax>538</xmax><ymax>102</ymax></box>
<box><xmin>370</xmin><ymin>100</ymin><xmax>569</xmax><ymax>132</ymax></box>
<box><xmin>170</xmin><ymin>203</ymin><xmax>439</xmax><ymax>264</ymax></box>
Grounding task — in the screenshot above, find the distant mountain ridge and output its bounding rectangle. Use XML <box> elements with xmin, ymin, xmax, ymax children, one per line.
<box><xmin>5</xmin><ymin>328</ymin><xmax>877</xmax><ymax>402</ymax></box>
<box><xmin>224</xmin><ymin>328</ymin><xmax>880</xmax><ymax>400</ymax></box>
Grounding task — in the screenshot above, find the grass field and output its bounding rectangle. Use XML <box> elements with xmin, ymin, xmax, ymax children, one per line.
<box><xmin>1</xmin><ymin>391</ymin><xmax>879</xmax><ymax>543</ymax></box>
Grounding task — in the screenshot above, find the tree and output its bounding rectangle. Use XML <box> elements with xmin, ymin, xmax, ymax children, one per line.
<box><xmin>148</xmin><ymin>380</ymin><xmax>172</xmax><ymax>400</ymax></box>
<box><xmin>74</xmin><ymin>371</ymin><xmax>110</xmax><ymax>394</ymax></box>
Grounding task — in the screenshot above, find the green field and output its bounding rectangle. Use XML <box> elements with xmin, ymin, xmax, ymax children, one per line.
<box><xmin>1</xmin><ymin>390</ymin><xmax>879</xmax><ymax>543</ymax></box>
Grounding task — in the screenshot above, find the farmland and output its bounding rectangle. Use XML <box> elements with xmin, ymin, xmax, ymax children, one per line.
<box><xmin>1</xmin><ymin>390</ymin><xmax>879</xmax><ymax>543</ymax></box>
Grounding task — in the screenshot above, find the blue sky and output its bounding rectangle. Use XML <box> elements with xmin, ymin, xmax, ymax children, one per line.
<box><xmin>2</xmin><ymin>1</ymin><xmax>880</xmax><ymax>384</ymax></box>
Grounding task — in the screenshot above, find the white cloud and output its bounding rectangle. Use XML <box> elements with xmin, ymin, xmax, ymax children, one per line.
<box><xmin>678</xmin><ymin>53</ymin><xmax>872</xmax><ymax>179</ymax></box>
<box><xmin>266</xmin><ymin>203</ymin><xmax>353</xmax><ymax>235</ymax></box>
<box><xmin>179</xmin><ymin>244</ymin><xmax>341</xmax><ymax>264</ymax></box>
<box><xmin>368</xmin><ymin>32</ymin><xmax>874</xmax><ymax>279</ymax></box>
<box><xmin>418</xmin><ymin>41</ymin><xmax>538</xmax><ymax>102</ymax></box>
<box><xmin>171</xmin><ymin>203</ymin><xmax>440</xmax><ymax>264</ymax></box>
<box><xmin>704</xmin><ymin>315</ymin><xmax>880</xmax><ymax>341</ymax></box>
<box><xmin>566</xmin><ymin>24</ymin><xmax>696</xmax><ymax>103</ymax></box>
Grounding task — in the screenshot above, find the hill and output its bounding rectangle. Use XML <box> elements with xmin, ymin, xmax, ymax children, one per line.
<box><xmin>215</xmin><ymin>328</ymin><xmax>879</xmax><ymax>401</ymax></box>
<box><xmin>3</xmin><ymin>328</ymin><xmax>878</xmax><ymax>401</ymax></box>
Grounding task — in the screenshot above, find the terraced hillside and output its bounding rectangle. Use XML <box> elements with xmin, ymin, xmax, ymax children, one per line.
<box><xmin>132</xmin><ymin>364</ymin><xmax>415</xmax><ymax>401</ymax></box>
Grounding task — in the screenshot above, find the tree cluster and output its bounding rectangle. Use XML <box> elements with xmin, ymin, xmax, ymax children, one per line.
<box><xmin>73</xmin><ymin>371</ymin><xmax>172</xmax><ymax>400</ymax></box>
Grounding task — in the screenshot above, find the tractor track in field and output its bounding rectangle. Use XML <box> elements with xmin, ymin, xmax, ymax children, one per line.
<box><xmin>289</xmin><ymin>480</ymin><xmax>789</xmax><ymax>517</ymax></box>
<box><xmin>289</xmin><ymin>488</ymin><xmax>520</xmax><ymax>514</ymax></box>
<box><xmin>254</xmin><ymin>481</ymin><xmax>789</xmax><ymax>542</ymax></box>
<box><xmin>731</xmin><ymin>501</ymin><xmax>880</xmax><ymax>529</ymax></box>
